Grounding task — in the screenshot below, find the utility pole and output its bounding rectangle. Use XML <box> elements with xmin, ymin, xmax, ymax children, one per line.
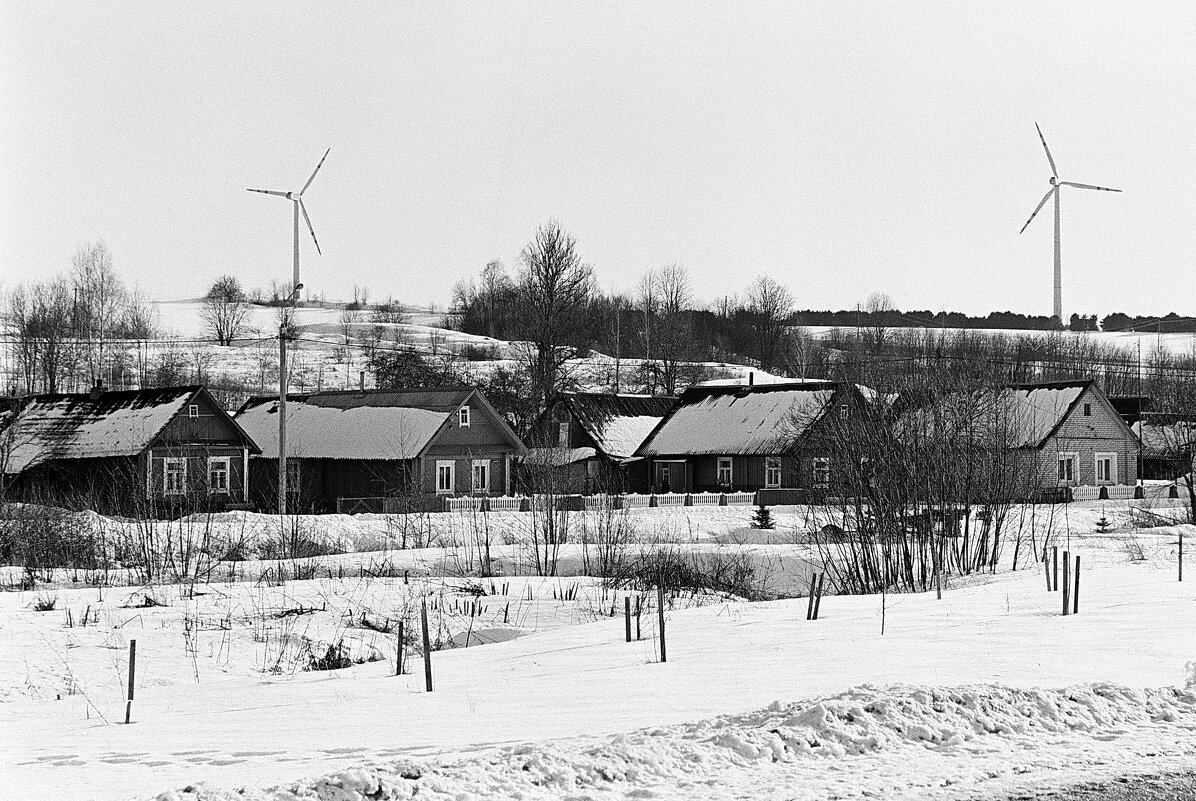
<box><xmin>278</xmin><ymin>321</ymin><xmax>288</xmax><ymax>516</ymax></box>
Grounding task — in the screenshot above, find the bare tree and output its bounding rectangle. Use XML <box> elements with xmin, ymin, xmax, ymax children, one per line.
<box><xmin>864</xmin><ymin>291</ymin><xmax>895</xmax><ymax>355</ymax></box>
<box><xmin>513</xmin><ymin>221</ymin><xmax>596</xmax><ymax>410</ymax></box>
<box><xmin>652</xmin><ymin>264</ymin><xmax>693</xmax><ymax>395</ymax></box>
<box><xmin>200</xmin><ymin>275</ymin><xmax>251</xmax><ymax>346</ymax></box>
<box><xmin>744</xmin><ymin>275</ymin><xmax>794</xmax><ymax>374</ymax></box>
<box><xmin>71</xmin><ymin>241</ymin><xmax>126</xmax><ymax>385</ymax></box>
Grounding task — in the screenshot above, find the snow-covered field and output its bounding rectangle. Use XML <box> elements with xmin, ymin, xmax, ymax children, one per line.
<box><xmin>1</xmin><ymin>501</ymin><xmax>1194</xmax><ymax>800</ymax></box>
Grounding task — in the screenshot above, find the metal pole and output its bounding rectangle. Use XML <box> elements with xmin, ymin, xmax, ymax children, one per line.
<box><xmin>278</xmin><ymin>324</ymin><xmax>288</xmax><ymax>516</ymax></box>
<box><xmin>292</xmin><ymin>200</ymin><xmax>300</xmax><ymax>302</ymax></box>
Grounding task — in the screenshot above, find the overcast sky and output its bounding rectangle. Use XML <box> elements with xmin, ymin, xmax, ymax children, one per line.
<box><xmin>2</xmin><ymin>2</ymin><xmax>1193</xmax><ymax>318</ymax></box>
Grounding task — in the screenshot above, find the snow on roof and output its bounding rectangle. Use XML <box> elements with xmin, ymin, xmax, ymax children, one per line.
<box><xmin>235</xmin><ymin>388</ymin><xmax>475</xmax><ymax>460</ymax></box>
<box><xmin>564</xmin><ymin>394</ymin><xmax>676</xmax><ymax>460</ymax></box>
<box><xmin>2</xmin><ymin>387</ymin><xmax>197</xmax><ymax>475</ymax></box>
<box><xmin>1001</xmin><ymin>382</ymin><xmax>1087</xmax><ymax>448</ymax></box>
<box><xmin>639</xmin><ymin>383</ymin><xmax>837</xmax><ymax>456</ymax></box>
<box><xmin>524</xmin><ymin>447</ymin><xmax>597</xmax><ymax>467</ymax></box>
<box><xmin>1133</xmin><ymin>420</ymin><xmax>1196</xmax><ymax>457</ymax></box>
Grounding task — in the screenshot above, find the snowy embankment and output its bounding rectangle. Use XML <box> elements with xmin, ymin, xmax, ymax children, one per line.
<box><xmin>161</xmin><ymin>681</ymin><xmax>1196</xmax><ymax>801</ymax></box>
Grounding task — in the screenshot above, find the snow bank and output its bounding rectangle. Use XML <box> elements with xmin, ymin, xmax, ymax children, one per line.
<box><xmin>154</xmin><ymin>681</ymin><xmax>1196</xmax><ymax>800</ymax></box>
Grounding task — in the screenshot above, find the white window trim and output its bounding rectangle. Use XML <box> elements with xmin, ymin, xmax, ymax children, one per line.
<box><xmin>188</xmin><ymin>404</ymin><xmax>199</xmax><ymax>419</ymax></box>
<box><xmin>1057</xmin><ymin>451</ymin><xmax>1078</xmax><ymax>485</ymax></box>
<box><xmin>163</xmin><ymin>457</ymin><xmax>187</xmax><ymax>495</ymax></box>
<box><xmin>764</xmin><ymin>457</ymin><xmax>782</xmax><ymax>489</ymax></box>
<box><xmin>472</xmin><ymin>459</ymin><xmax>490</xmax><ymax>495</ymax></box>
<box><xmin>459</xmin><ymin>406</ymin><xmax>471</xmax><ymax>427</ymax></box>
<box><xmin>1095</xmin><ymin>452</ymin><xmax>1118</xmax><ymax>485</ymax></box>
<box><xmin>813</xmin><ymin>457</ymin><xmax>830</xmax><ymax>488</ymax></box>
<box><xmin>716</xmin><ymin>457</ymin><xmax>733</xmax><ymax>486</ymax></box>
<box><xmin>208</xmin><ymin>456</ymin><xmax>231</xmax><ymax>494</ymax></box>
<box><xmin>436</xmin><ymin>460</ymin><xmax>455</xmax><ymax>495</ymax></box>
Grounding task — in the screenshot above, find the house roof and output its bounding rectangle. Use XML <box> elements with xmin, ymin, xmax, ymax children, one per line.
<box><xmin>637</xmin><ymin>382</ymin><xmax>839</xmax><ymax>457</ymax></box>
<box><xmin>2</xmin><ymin>386</ymin><xmax>203</xmax><ymax>475</ymax></box>
<box><xmin>561</xmin><ymin>393</ymin><xmax>676</xmax><ymax>461</ymax></box>
<box><xmin>1001</xmin><ymin>381</ymin><xmax>1093</xmax><ymax>448</ymax></box>
<box><xmin>1133</xmin><ymin>420</ymin><xmax>1196</xmax><ymax>457</ymax></box>
<box><xmin>234</xmin><ymin>386</ymin><xmax>522</xmax><ymax>460</ymax></box>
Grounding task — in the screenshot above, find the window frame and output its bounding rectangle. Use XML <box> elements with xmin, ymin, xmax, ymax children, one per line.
<box><xmin>471</xmin><ymin>459</ymin><xmax>490</xmax><ymax>495</ymax></box>
<box><xmin>436</xmin><ymin>460</ymin><xmax>455</xmax><ymax>495</ymax></box>
<box><xmin>1083</xmin><ymin>402</ymin><xmax>1092</xmax><ymax>417</ymax></box>
<box><xmin>764</xmin><ymin>457</ymin><xmax>782</xmax><ymax>489</ymax></box>
<box><xmin>716</xmin><ymin>457</ymin><xmax>733</xmax><ymax>487</ymax></box>
<box><xmin>1095</xmin><ymin>452</ymin><xmax>1118</xmax><ymax>485</ymax></box>
<box><xmin>163</xmin><ymin>457</ymin><xmax>187</xmax><ymax>495</ymax></box>
<box><xmin>188</xmin><ymin>404</ymin><xmax>199</xmax><ymax>419</ymax></box>
<box><xmin>1057</xmin><ymin>451</ymin><xmax>1078</xmax><ymax>485</ymax></box>
<box><xmin>458</xmin><ymin>406</ymin><xmax>471</xmax><ymax>427</ymax></box>
<box><xmin>207</xmin><ymin>456</ymin><xmax>230</xmax><ymax>494</ymax></box>
<box><xmin>813</xmin><ymin>457</ymin><xmax>831</xmax><ymax>488</ymax></box>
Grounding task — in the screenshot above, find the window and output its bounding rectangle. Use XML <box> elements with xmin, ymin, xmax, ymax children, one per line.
<box><xmin>1095</xmin><ymin>452</ymin><xmax>1117</xmax><ymax>484</ymax></box>
<box><xmin>558</xmin><ymin>421</ymin><xmax>569</xmax><ymax>447</ymax></box>
<box><xmin>436</xmin><ymin>460</ymin><xmax>455</xmax><ymax>494</ymax></box>
<box><xmin>164</xmin><ymin>458</ymin><xmax>187</xmax><ymax>494</ymax></box>
<box><xmin>458</xmin><ymin>406</ymin><xmax>471</xmax><ymax>427</ymax></box>
<box><xmin>285</xmin><ymin>461</ymin><xmax>300</xmax><ymax>495</ymax></box>
<box><xmin>208</xmin><ymin>457</ymin><xmax>230</xmax><ymax>494</ymax></box>
<box><xmin>813</xmin><ymin>457</ymin><xmax>830</xmax><ymax>488</ymax></box>
<box><xmin>472</xmin><ymin>459</ymin><xmax>490</xmax><ymax>495</ymax></box>
<box><xmin>716</xmin><ymin>457</ymin><xmax>733</xmax><ymax>486</ymax></box>
<box><xmin>188</xmin><ymin>404</ymin><xmax>199</xmax><ymax>419</ymax></box>
<box><xmin>839</xmin><ymin>403</ymin><xmax>849</xmax><ymax>420</ymax></box>
<box><xmin>765</xmin><ymin>457</ymin><xmax>782</xmax><ymax>488</ymax></box>
<box><xmin>1083</xmin><ymin>403</ymin><xmax>1092</xmax><ymax>417</ymax></box>
<box><xmin>1057</xmin><ymin>452</ymin><xmax>1077</xmax><ymax>484</ymax></box>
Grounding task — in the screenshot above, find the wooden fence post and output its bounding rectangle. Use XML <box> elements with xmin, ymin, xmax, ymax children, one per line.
<box><xmin>1052</xmin><ymin>546</ymin><xmax>1059</xmax><ymax>592</ymax></box>
<box><xmin>1072</xmin><ymin>555</ymin><xmax>1080</xmax><ymax>615</ymax></box>
<box><xmin>657</xmin><ymin>581</ymin><xmax>667</xmax><ymax>663</ymax></box>
<box><xmin>124</xmin><ymin>639</ymin><xmax>136</xmax><ymax>724</ymax></box>
<box><xmin>813</xmin><ymin>573</ymin><xmax>825</xmax><ymax>620</ymax></box>
<box><xmin>1043</xmin><ymin>552</ymin><xmax>1052</xmax><ymax>592</ymax></box>
<box><xmin>421</xmin><ymin>599</ymin><xmax>433</xmax><ymax>692</ymax></box>
<box><xmin>1066</xmin><ymin>552</ymin><xmax>1076</xmax><ymax>621</ymax></box>
<box><xmin>636</xmin><ymin>595</ymin><xmax>642</xmax><ymax>641</ymax></box>
<box><xmin>624</xmin><ymin>597</ymin><xmax>631</xmax><ymax>642</ymax></box>
<box><xmin>806</xmin><ymin>574</ymin><xmax>817</xmax><ymax>620</ymax></box>
<box><xmin>1180</xmin><ymin>531</ymin><xmax>1184</xmax><ymax>583</ymax></box>
<box><xmin>396</xmin><ymin>621</ymin><xmax>404</xmax><ymax>676</ymax></box>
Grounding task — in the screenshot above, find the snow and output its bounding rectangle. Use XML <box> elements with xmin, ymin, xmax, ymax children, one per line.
<box><xmin>592</xmin><ymin>415</ymin><xmax>665</xmax><ymax>460</ymax></box>
<box><xmin>1</xmin><ymin>503</ymin><xmax>1194</xmax><ymax>800</ymax></box>
<box><xmin>3</xmin><ymin>388</ymin><xmax>195</xmax><ymax>474</ymax></box>
<box><xmin>641</xmin><ymin>385</ymin><xmax>835</xmax><ymax>456</ymax></box>
<box><xmin>235</xmin><ymin>398</ymin><xmax>451</xmax><ymax>460</ymax></box>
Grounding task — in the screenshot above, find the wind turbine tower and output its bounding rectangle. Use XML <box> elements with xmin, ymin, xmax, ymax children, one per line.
<box><xmin>1019</xmin><ymin>124</ymin><xmax>1120</xmax><ymax>323</ymax></box>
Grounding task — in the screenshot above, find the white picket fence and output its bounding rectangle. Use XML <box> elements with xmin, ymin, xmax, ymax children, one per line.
<box><xmin>655</xmin><ymin>492</ymin><xmax>687</xmax><ymax>507</ymax></box>
<box><xmin>1071</xmin><ymin>484</ymin><xmax>1137</xmax><ymax>501</ymax></box>
<box><xmin>443</xmin><ymin>495</ymin><xmax>526</xmax><ymax>512</ymax></box>
<box><xmin>724</xmin><ymin>491</ymin><xmax>757</xmax><ymax>506</ymax></box>
<box><xmin>622</xmin><ymin>493</ymin><xmax>653</xmax><ymax>508</ymax></box>
<box><xmin>689</xmin><ymin>492</ymin><xmax>722</xmax><ymax>506</ymax></box>
<box><xmin>487</xmin><ymin>496</ymin><xmax>525</xmax><ymax>511</ymax></box>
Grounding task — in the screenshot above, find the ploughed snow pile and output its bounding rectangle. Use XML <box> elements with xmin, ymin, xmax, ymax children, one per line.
<box><xmin>156</xmin><ymin>680</ymin><xmax>1196</xmax><ymax>801</ymax></box>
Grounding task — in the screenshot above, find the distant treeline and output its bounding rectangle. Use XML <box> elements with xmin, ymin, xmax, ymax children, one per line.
<box><xmin>793</xmin><ymin>309</ymin><xmax>1196</xmax><ymax>333</ymax></box>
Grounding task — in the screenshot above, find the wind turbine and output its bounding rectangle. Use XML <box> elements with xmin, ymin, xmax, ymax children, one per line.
<box><xmin>1019</xmin><ymin>124</ymin><xmax>1120</xmax><ymax>324</ymax></box>
<box><xmin>246</xmin><ymin>148</ymin><xmax>329</xmax><ymax>517</ymax></box>
<box><xmin>247</xmin><ymin>147</ymin><xmax>330</xmax><ymax>301</ymax></box>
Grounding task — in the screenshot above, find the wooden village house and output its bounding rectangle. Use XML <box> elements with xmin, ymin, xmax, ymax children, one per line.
<box><xmin>525</xmin><ymin>392</ymin><xmax>677</xmax><ymax>493</ymax></box>
<box><xmin>234</xmin><ymin>387</ymin><xmax>525</xmax><ymax>513</ymax></box>
<box><xmin>634</xmin><ymin>382</ymin><xmax>861</xmax><ymax>499</ymax></box>
<box><xmin>0</xmin><ymin>385</ymin><xmax>259</xmax><ymax>514</ymax></box>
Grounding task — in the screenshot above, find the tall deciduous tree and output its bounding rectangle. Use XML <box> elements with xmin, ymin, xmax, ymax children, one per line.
<box><xmin>744</xmin><ymin>275</ymin><xmax>794</xmax><ymax>374</ymax></box>
<box><xmin>200</xmin><ymin>275</ymin><xmax>250</xmax><ymax>346</ymax></box>
<box><xmin>513</xmin><ymin>222</ymin><xmax>596</xmax><ymax>410</ymax></box>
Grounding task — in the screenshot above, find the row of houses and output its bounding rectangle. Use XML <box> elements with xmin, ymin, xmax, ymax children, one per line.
<box><xmin>0</xmin><ymin>378</ymin><xmax>1191</xmax><ymax>516</ymax></box>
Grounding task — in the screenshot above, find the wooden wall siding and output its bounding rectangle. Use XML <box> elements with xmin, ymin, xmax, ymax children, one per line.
<box><xmin>157</xmin><ymin>392</ymin><xmax>245</xmax><ymax>445</ymax></box>
<box><xmin>1041</xmin><ymin>386</ymin><xmax>1139</xmax><ymax>486</ymax></box>
<box><xmin>145</xmin><ymin>445</ymin><xmax>248</xmax><ymax>501</ymax></box>
<box><xmin>419</xmin><ymin>454</ymin><xmax>510</xmax><ymax>497</ymax></box>
<box><xmin>432</xmin><ymin>400</ymin><xmax>519</xmax><ymax>451</ymax></box>
<box><xmin>649</xmin><ymin>455</ymin><xmax>802</xmax><ymax>494</ymax></box>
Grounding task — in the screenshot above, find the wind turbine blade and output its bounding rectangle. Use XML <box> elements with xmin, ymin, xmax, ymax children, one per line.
<box><xmin>1059</xmin><ymin>181</ymin><xmax>1122</xmax><ymax>193</ymax></box>
<box><xmin>299</xmin><ymin>198</ymin><xmax>321</xmax><ymax>255</ymax></box>
<box><xmin>300</xmin><ymin>147</ymin><xmax>330</xmax><ymax>195</ymax></box>
<box><xmin>1019</xmin><ymin>188</ymin><xmax>1056</xmax><ymax>234</ymax></box>
<box><xmin>1034</xmin><ymin>122</ymin><xmax>1058</xmax><ymax>178</ymax></box>
<box><xmin>247</xmin><ymin>188</ymin><xmax>290</xmax><ymax>197</ymax></box>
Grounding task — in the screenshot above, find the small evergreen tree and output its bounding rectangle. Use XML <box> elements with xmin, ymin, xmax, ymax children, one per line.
<box><xmin>751</xmin><ymin>500</ymin><xmax>775</xmax><ymax>529</ymax></box>
<box><xmin>1095</xmin><ymin>507</ymin><xmax>1112</xmax><ymax>533</ymax></box>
